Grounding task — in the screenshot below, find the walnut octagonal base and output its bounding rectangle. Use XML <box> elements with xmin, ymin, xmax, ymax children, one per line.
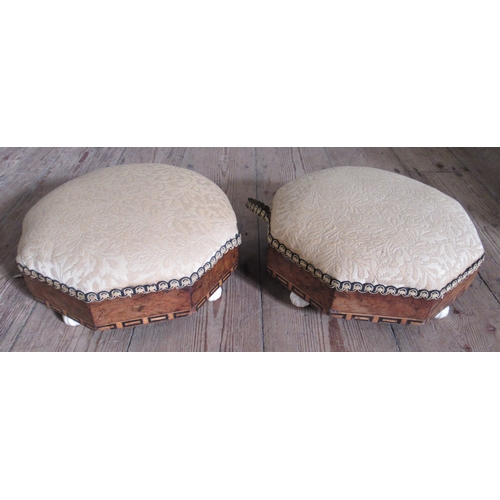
<box><xmin>267</xmin><ymin>247</ymin><xmax>477</xmax><ymax>325</ymax></box>
<box><xmin>23</xmin><ymin>248</ymin><xmax>238</xmax><ymax>330</ymax></box>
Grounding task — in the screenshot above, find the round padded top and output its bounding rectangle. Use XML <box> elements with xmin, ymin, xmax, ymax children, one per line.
<box><xmin>269</xmin><ymin>167</ymin><xmax>484</xmax><ymax>299</ymax></box>
<box><xmin>17</xmin><ymin>164</ymin><xmax>240</xmax><ymax>301</ymax></box>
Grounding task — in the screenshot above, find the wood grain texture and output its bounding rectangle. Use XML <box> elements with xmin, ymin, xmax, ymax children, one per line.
<box><xmin>22</xmin><ymin>248</ymin><xmax>238</xmax><ymax>330</ymax></box>
<box><xmin>1</xmin><ymin>147</ymin><xmax>499</xmax><ymax>351</ymax></box>
<box><xmin>448</xmin><ymin>147</ymin><xmax>500</xmax><ymax>202</ymax></box>
<box><xmin>325</xmin><ymin>147</ymin><xmax>407</xmax><ymax>173</ymax></box>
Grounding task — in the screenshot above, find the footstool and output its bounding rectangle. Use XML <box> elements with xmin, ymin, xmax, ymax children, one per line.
<box><xmin>17</xmin><ymin>164</ymin><xmax>241</xmax><ymax>330</ymax></box>
<box><xmin>247</xmin><ymin>166</ymin><xmax>485</xmax><ymax>325</ymax></box>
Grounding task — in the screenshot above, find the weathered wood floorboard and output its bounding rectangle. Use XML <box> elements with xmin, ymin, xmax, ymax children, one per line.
<box><xmin>448</xmin><ymin>147</ymin><xmax>500</xmax><ymax>202</ymax></box>
<box><xmin>0</xmin><ymin>147</ymin><xmax>499</xmax><ymax>351</ymax></box>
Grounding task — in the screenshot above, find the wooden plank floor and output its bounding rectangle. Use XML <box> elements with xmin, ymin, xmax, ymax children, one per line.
<box><xmin>1</xmin><ymin>147</ymin><xmax>499</xmax><ymax>351</ymax></box>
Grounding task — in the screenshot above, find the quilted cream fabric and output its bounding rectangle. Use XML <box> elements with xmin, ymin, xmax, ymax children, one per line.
<box><xmin>17</xmin><ymin>164</ymin><xmax>240</xmax><ymax>300</ymax></box>
<box><xmin>270</xmin><ymin>167</ymin><xmax>484</xmax><ymax>297</ymax></box>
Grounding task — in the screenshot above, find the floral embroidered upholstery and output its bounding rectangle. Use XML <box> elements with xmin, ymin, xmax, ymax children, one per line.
<box><xmin>254</xmin><ymin>167</ymin><xmax>484</xmax><ymax>299</ymax></box>
<box><xmin>17</xmin><ymin>164</ymin><xmax>240</xmax><ymax>302</ymax></box>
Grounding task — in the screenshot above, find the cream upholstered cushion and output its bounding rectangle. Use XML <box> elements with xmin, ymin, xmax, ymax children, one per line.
<box><xmin>17</xmin><ymin>164</ymin><xmax>240</xmax><ymax>302</ymax></box>
<box><xmin>269</xmin><ymin>167</ymin><xmax>484</xmax><ymax>299</ymax></box>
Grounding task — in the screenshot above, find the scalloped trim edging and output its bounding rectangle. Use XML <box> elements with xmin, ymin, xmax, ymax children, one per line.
<box><xmin>267</xmin><ymin>233</ymin><xmax>485</xmax><ymax>300</ymax></box>
<box><xmin>246</xmin><ymin>198</ymin><xmax>271</xmax><ymax>223</ymax></box>
<box><xmin>17</xmin><ymin>234</ymin><xmax>242</xmax><ymax>303</ymax></box>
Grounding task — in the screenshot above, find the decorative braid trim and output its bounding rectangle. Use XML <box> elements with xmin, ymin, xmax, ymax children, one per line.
<box><xmin>267</xmin><ymin>232</ymin><xmax>485</xmax><ymax>300</ymax></box>
<box><xmin>17</xmin><ymin>234</ymin><xmax>242</xmax><ymax>303</ymax></box>
<box><xmin>246</xmin><ymin>198</ymin><xmax>271</xmax><ymax>223</ymax></box>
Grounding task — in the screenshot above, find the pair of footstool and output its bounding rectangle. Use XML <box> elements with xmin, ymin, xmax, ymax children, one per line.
<box><xmin>17</xmin><ymin>164</ymin><xmax>484</xmax><ymax>329</ymax></box>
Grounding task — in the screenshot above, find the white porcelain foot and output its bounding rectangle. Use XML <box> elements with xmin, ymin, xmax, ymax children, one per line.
<box><xmin>290</xmin><ymin>291</ymin><xmax>309</xmax><ymax>308</ymax></box>
<box><xmin>208</xmin><ymin>287</ymin><xmax>222</xmax><ymax>301</ymax></box>
<box><xmin>63</xmin><ymin>315</ymin><xmax>80</xmax><ymax>326</ymax></box>
<box><xmin>434</xmin><ymin>306</ymin><xmax>450</xmax><ymax>319</ymax></box>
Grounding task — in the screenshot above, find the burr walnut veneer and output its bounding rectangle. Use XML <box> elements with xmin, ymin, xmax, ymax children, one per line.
<box><xmin>267</xmin><ymin>246</ymin><xmax>478</xmax><ymax>325</ymax></box>
<box><xmin>22</xmin><ymin>248</ymin><xmax>238</xmax><ymax>330</ymax></box>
